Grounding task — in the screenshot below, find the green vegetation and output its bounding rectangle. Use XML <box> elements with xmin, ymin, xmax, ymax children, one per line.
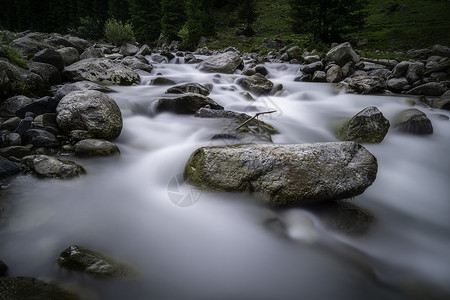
<box><xmin>104</xmin><ymin>18</ymin><xmax>134</xmax><ymax>46</ymax></box>
<box><xmin>0</xmin><ymin>45</ymin><xmax>28</xmax><ymax>69</ymax></box>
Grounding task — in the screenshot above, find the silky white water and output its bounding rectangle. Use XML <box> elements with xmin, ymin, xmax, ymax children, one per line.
<box><xmin>0</xmin><ymin>56</ymin><xmax>449</xmax><ymax>299</ymax></box>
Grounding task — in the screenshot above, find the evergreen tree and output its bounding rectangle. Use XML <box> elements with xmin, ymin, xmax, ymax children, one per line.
<box><xmin>129</xmin><ymin>0</ymin><xmax>161</xmax><ymax>43</ymax></box>
<box><xmin>238</xmin><ymin>0</ymin><xmax>258</xmax><ymax>36</ymax></box>
<box><xmin>108</xmin><ymin>0</ymin><xmax>130</xmax><ymax>22</ymax></box>
<box><xmin>160</xmin><ymin>0</ymin><xmax>186</xmax><ymax>40</ymax></box>
<box><xmin>289</xmin><ymin>0</ymin><xmax>368</xmax><ymax>43</ymax></box>
<box><xmin>0</xmin><ymin>0</ymin><xmax>18</xmax><ymax>30</ymax></box>
<box><xmin>183</xmin><ymin>0</ymin><xmax>216</xmax><ymax>48</ymax></box>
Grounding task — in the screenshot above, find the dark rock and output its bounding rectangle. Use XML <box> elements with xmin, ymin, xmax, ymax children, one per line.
<box><xmin>65</xmin><ymin>36</ymin><xmax>91</xmax><ymax>53</ymax></box>
<box><xmin>0</xmin><ymin>277</ymin><xmax>79</xmax><ymax>300</ymax></box>
<box><xmin>13</xmin><ymin>114</ymin><xmax>33</xmax><ymax>136</ymax></box>
<box><xmin>184</xmin><ymin>53</ymin><xmax>196</xmax><ymax>64</ymax></box>
<box><xmin>166</xmin><ymin>82</ymin><xmax>211</xmax><ymax>96</ymax></box>
<box><xmin>431</xmin><ymin>45</ymin><xmax>450</xmax><ymax>58</ymax></box>
<box><xmin>406</xmin><ymin>48</ymin><xmax>432</xmax><ymax>59</ymax></box>
<box><xmin>294</xmin><ymin>74</ymin><xmax>312</xmax><ymax>82</ymax></box>
<box><xmin>69</xmin><ymin>130</ymin><xmax>94</xmax><ymax>142</ymax></box>
<box><xmin>79</xmin><ymin>47</ymin><xmax>103</xmax><ymax>60</ymax></box>
<box><xmin>339</xmin><ymin>76</ymin><xmax>387</xmax><ymax>94</ymax></box>
<box><xmin>31</xmin><ymin>48</ymin><xmax>65</xmax><ymax>70</ymax></box>
<box><xmin>56</xmin><ymin>90</ymin><xmax>123</xmax><ymax>140</ymax></box>
<box><xmin>390</xmin><ymin>61</ymin><xmax>410</xmax><ymax>78</ymax></box>
<box><xmin>255</xmin><ymin>65</ymin><xmax>269</xmax><ymax>76</ymax></box>
<box><xmin>28</xmin><ymin>62</ymin><xmax>61</xmax><ymax>86</ymax></box>
<box><xmin>300</xmin><ymin>61</ymin><xmax>324</xmax><ymax>74</ymax></box>
<box><xmin>406</xmin><ymin>82</ymin><xmax>447</xmax><ymax>96</ymax></box>
<box><xmin>24</xmin><ymin>129</ymin><xmax>59</xmax><ymax>147</ymax></box>
<box><xmin>16</xmin><ymin>96</ymin><xmax>58</xmax><ymax>119</ymax></box>
<box><xmin>74</xmin><ymin>139</ymin><xmax>120</xmax><ymax>157</ymax></box>
<box><xmin>121</xmin><ymin>55</ymin><xmax>153</xmax><ymax>73</ymax></box>
<box><xmin>197</xmin><ymin>51</ymin><xmax>243</xmax><ymax>74</ymax></box>
<box><xmin>0</xmin><ymin>95</ymin><xmax>33</xmax><ymax>117</ymax></box>
<box><xmin>237</xmin><ymin>73</ymin><xmax>274</xmax><ymax>95</ymax></box>
<box><xmin>184</xmin><ymin>142</ymin><xmax>378</xmax><ymax>206</ymax></box>
<box><xmin>0</xmin><ymin>145</ymin><xmax>33</xmax><ymax>159</ymax></box>
<box><xmin>326</xmin><ymin>42</ymin><xmax>360</xmax><ymax>67</ymax></box>
<box><xmin>54</xmin><ymin>81</ymin><xmax>114</xmax><ymax>101</ymax></box>
<box><xmin>9</xmin><ymin>35</ymin><xmax>54</xmax><ymax>56</ymax></box>
<box><xmin>136</xmin><ymin>44</ymin><xmax>152</xmax><ymax>56</ymax></box>
<box><xmin>0</xmin><ymin>117</ymin><xmax>21</xmax><ymax>131</ymax></box>
<box><xmin>0</xmin><ymin>156</ymin><xmax>21</xmax><ymax>180</ymax></box>
<box><xmin>393</xmin><ymin>109</ymin><xmax>433</xmax><ymax>134</ymax></box>
<box><xmin>57</xmin><ymin>245</ymin><xmax>135</xmax><ymax>278</ymax></box>
<box><xmin>387</xmin><ymin>77</ymin><xmax>409</xmax><ymax>92</ymax></box>
<box><xmin>242</xmin><ymin>68</ymin><xmax>256</xmax><ymax>76</ymax></box>
<box><xmin>119</xmin><ymin>43</ymin><xmax>139</xmax><ymax>56</ymax></box>
<box><xmin>406</xmin><ymin>61</ymin><xmax>425</xmax><ymax>84</ymax></box>
<box><xmin>0</xmin><ymin>259</ymin><xmax>8</xmax><ymax>275</ymax></box>
<box><xmin>155</xmin><ymin>93</ymin><xmax>223</xmax><ymax>114</ymax></box>
<box><xmin>56</xmin><ymin>47</ymin><xmax>80</xmax><ymax>66</ymax></box>
<box><xmin>337</xmin><ymin>106</ymin><xmax>390</xmax><ymax>143</ymax></box>
<box><xmin>150</xmin><ymin>77</ymin><xmax>176</xmax><ymax>86</ymax></box>
<box><xmin>22</xmin><ymin>155</ymin><xmax>86</xmax><ymax>179</ymax></box>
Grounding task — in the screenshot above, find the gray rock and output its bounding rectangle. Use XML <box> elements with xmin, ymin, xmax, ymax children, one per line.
<box><xmin>184</xmin><ymin>142</ymin><xmax>378</xmax><ymax>206</ymax></box>
<box><xmin>22</xmin><ymin>155</ymin><xmax>86</xmax><ymax>179</ymax></box>
<box><xmin>303</xmin><ymin>55</ymin><xmax>321</xmax><ymax>64</ymax></box>
<box><xmin>57</xmin><ymin>245</ymin><xmax>135</xmax><ymax>278</ymax></box>
<box><xmin>312</xmin><ymin>70</ymin><xmax>326</xmax><ymax>82</ymax></box>
<box><xmin>13</xmin><ymin>115</ymin><xmax>33</xmax><ymax>136</ymax></box>
<box><xmin>62</xmin><ymin>58</ymin><xmax>140</xmax><ymax>85</ymax></box>
<box><xmin>54</xmin><ymin>81</ymin><xmax>114</xmax><ymax>101</ymax></box>
<box><xmin>56</xmin><ymin>47</ymin><xmax>80</xmax><ymax>66</ymax></box>
<box><xmin>393</xmin><ymin>109</ymin><xmax>433</xmax><ymax>134</ymax></box>
<box><xmin>236</xmin><ymin>73</ymin><xmax>274</xmax><ymax>95</ymax></box>
<box><xmin>74</xmin><ymin>139</ymin><xmax>120</xmax><ymax>157</ymax></box>
<box><xmin>166</xmin><ymin>82</ymin><xmax>211</xmax><ymax>96</ymax></box>
<box><xmin>300</xmin><ymin>61</ymin><xmax>324</xmax><ymax>74</ymax></box>
<box><xmin>390</xmin><ymin>61</ymin><xmax>410</xmax><ymax>78</ymax></box>
<box><xmin>151</xmin><ymin>54</ymin><xmax>168</xmax><ymax>64</ymax></box>
<box><xmin>339</xmin><ymin>76</ymin><xmax>387</xmax><ymax>94</ymax></box>
<box><xmin>0</xmin><ymin>277</ymin><xmax>79</xmax><ymax>300</ymax></box>
<box><xmin>0</xmin><ymin>117</ymin><xmax>21</xmax><ymax>131</ymax></box>
<box><xmin>337</xmin><ymin>106</ymin><xmax>390</xmax><ymax>143</ymax></box>
<box><xmin>406</xmin><ymin>61</ymin><xmax>424</xmax><ymax>84</ymax></box>
<box><xmin>137</xmin><ymin>44</ymin><xmax>152</xmax><ymax>56</ymax></box>
<box><xmin>387</xmin><ymin>77</ymin><xmax>409</xmax><ymax>92</ymax></box>
<box><xmin>15</xmin><ymin>96</ymin><xmax>58</xmax><ymax>119</ymax></box>
<box><xmin>242</xmin><ymin>68</ymin><xmax>256</xmax><ymax>76</ymax></box>
<box><xmin>119</xmin><ymin>43</ymin><xmax>139</xmax><ymax>56</ymax></box>
<box><xmin>65</xmin><ymin>36</ymin><xmax>91</xmax><ymax>53</ymax></box>
<box><xmin>121</xmin><ymin>55</ymin><xmax>153</xmax><ymax>73</ymax></box>
<box><xmin>431</xmin><ymin>45</ymin><xmax>450</xmax><ymax>58</ymax></box>
<box><xmin>255</xmin><ymin>65</ymin><xmax>269</xmax><ymax>76</ymax></box>
<box><xmin>406</xmin><ymin>48</ymin><xmax>432</xmax><ymax>59</ymax></box>
<box><xmin>0</xmin><ymin>95</ymin><xmax>33</xmax><ymax>117</ymax></box>
<box><xmin>9</xmin><ymin>35</ymin><xmax>54</xmax><ymax>55</ymax></box>
<box><xmin>406</xmin><ymin>82</ymin><xmax>447</xmax><ymax>96</ymax></box>
<box><xmin>56</xmin><ymin>90</ymin><xmax>123</xmax><ymax>140</ymax></box>
<box><xmin>155</xmin><ymin>93</ymin><xmax>223</xmax><ymax>114</ymax></box>
<box><xmin>368</xmin><ymin>68</ymin><xmax>390</xmax><ymax>79</ymax></box>
<box><xmin>0</xmin><ymin>156</ymin><xmax>21</xmax><ymax>180</ymax></box>
<box><xmin>197</xmin><ymin>51</ymin><xmax>243</xmax><ymax>74</ymax></box>
<box><xmin>31</xmin><ymin>48</ymin><xmax>65</xmax><ymax>70</ymax></box>
<box><xmin>28</xmin><ymin>62</ymin><xmax>61</xmax><ymax>86</ymax></box>
<box><xmin>0</xmin><ymin>61</ymin><xmax>47</xmax><ymax>100</ymax></box>
<box><xmin>150</xmin><ymin>77</ymin><xmax>176</xmax><ymax>86</ymax></box>
<box><xmin>286</xmin><ymin>46</ymin><xmax>302</xmax><ymax>60</ymax></box>
<box><xmin>79</xmin><ymin>47</ymin><xmax>104</xmax><ymax>60</ymax></box>
<box><xmin>0</xmin><ymin>145</ymin><xmax>33</xmax><ymax>159</ymax></box>
<box><xmin>326</xmin><ymin>65</ymin><xmax>343</xmax><ymax>83</ymax></box>
<box><xmin>24</xmin><ymin>129</ymin><xmax>59</xmax><ymax>147</ymax></box>
<box><xmin>326</xmin><ymin>42</ymin><xmax>360</xmax><ymax>67</ymax></box>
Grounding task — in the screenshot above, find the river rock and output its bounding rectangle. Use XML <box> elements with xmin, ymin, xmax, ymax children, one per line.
<box><xmin>9</xmin><ymin>35</ymin><xmax>54</xmax><ymax>55</ymax></box>
<box><xmin>79</xmin><ymin>47</ymin><xmax>104</xmax><ymax>60</ymax></box>
<box><xmin>300</xmin><ymin>61</ymin><xmax>324</xmax><ymax>74</ymax></box>
<box><xmin>0</xmin><ymin>145</ymin><xmax>33</xmax><ymax>159</ymax></box>
<box><xmin>312</xmin><ymin>71</ymin><xmax>326</xmax><ymax>82</ymax></box>
<box><xmin>184</xmin><ymin>142</ymin><xmax>378</xmax><ymax>206</ymax></box>
<box><xmin>255</xmin><ymin>65</ymin><xmax>269</xmax><ymax>76</ymax></box>
<box><xmin>406</xmin><ymin>61</ymin><xmax>424</xmax><ymax>84</ymax></box>
<box><xmin>62</xmin><ymin>58</ymin><xmax>140</xmax><ymax>85</ymax></box>
<box><xmin>24</xmin><ymin>129</ymin><xmax>59</xmax><ymax>147</ymax></box>
<box><xmin>31</xmin><ymin>48</ymin><xmax>65</xmax><ymax>70</ymax></box>
<box><xmin>137</xmin><ymin>44</ymin><xmax>152</xmax><ymax>56</ymax></box>
<box><xmin>57</xmin><ymin>245</ymin><xmax>135</xmax><ymax>278</ymax></box>
<box><xmin>56</xmin><ymin>90</ymin><xmax>123</xmax><ymax>140</ymax></box>
<box><xmin>65</xmin><ymin>36</ymin><xmax>91</xmax><ymax>53</ymax></box>
<box><xmin>236</xmin><ymin>73</ymin><xmax>274</xmax><ymax>95</ymax></box>
<box><xmin>74</xmin><ymin>139</ymin><xmax>120</xmax><ymax>157</ymax></box>
<box><xmin>197</xmin><ymin>51</ymin><xmax>243</xmax><ymax>74</ymax></box>
<box><xmin>337</xmin><ymin>106</ymin><xmax>390</xmax><ymax>143</ymax></box>
<box><xmin>0</xmin><ymin>156</ymin><xmax>21</xmax><ymax>180</ymax></box>
<box><xmin>431</xmin><ymin>45</ymin><xmax>450</xmax><ymax>57</ymax></box>
<box><xmin>54</xmin><ymin>81</ymin><xmax>114</xmax><ymax>101</ymax></box>
<box><xmin>56</xmin><ymin>47</ymin><xmax>80</xmax><ymax>66</ymax></box>
<box><xmin>339</xmin><ymin>75</ymin><xmax>387</xmax><ymax>94</ymax></box>
<box><xmin>0</xmin><ymin>61</ymin><xmax>47</xmax><ymax>100</ymax></box>
<box><xmin>28</xmin><ymin>62</ymin><xmax>61</xmax><ymax>86</ymax></box>
<box><xmin>304</xmin><ymin>55</ymin><xmax>321</xmax><ymax>64</ymax></box>
<box><xmin>22</xmin><ymin>155</ymin><xmax>86</xmax><ymax>179</ymax></box>
<box><xmin>150</xmin><ymin>77</ymin><xmax>176</xmax><ymax>85</ymax></box>
<box><xmin>16</xmin><ymin>96</ymin><xmax>59</xmax><ymax>118</ymax></box>
<box><xmin>326</xmin><ymin>42</ymin><xmax>360</xmax><ymax>67</ymax></box>
<box><xmin>286</xmin><ymin>46</ymin><xmax>302</xmax><ymax>60</ymax></box>
<box><xmin>0</xmin><ymin>117</ymin><xmax>21</xmax><ymax>131</ymax></box>
<box><xmin>0</xmin><ymin>95</ymin><xmax>33</xmax><ymax>117</ymax></box>
<box><xmin>0</xmin><ymin>277</ymin><xmax>79</xmax><ymax>300</ymax></box>
<box><xmin>390</xmin><ymin>61</ymin><xmax>410</xmax><ymax>78</ymax></box>
<box><xmin>0</xmin><ymin>259</ymin><xmax>8</xmax><ymax>275</ymax></box>
<box><xmin>155</xmin><ymin>93</ymin><xmax>223</xmax><ymax>114</ymax></box>
<box><xmin>406</xmin><ymin>82</ymin><xmax>447</xmax><ymax>96</ymax></box>
<box><xmin>166</xmin><ymin>82</ymin><xmax>211</xmax><ymax>96</ymax></box>
<box><xmin>393</xmin><ymin>109</ymin><xmax>433</xmax><ymax>134</ymax></box>
<box><xmin>326</xmin><ymin>65</ymin><xmax>343</xmax><ymax>83</ymax></box>
<box><xmin>121</xmin><ymin>55</ymin><xmax>153</xmax><ymax>73</ymax></box>
<box><xmin>387</xmin><ymin>77</ymin><xmax>409</xmax><ymax>91</ymax></box>
<box><xmin>119</xmin><ymin>43</ymin><xmax>139</xmax><ymax>56</ymax></box>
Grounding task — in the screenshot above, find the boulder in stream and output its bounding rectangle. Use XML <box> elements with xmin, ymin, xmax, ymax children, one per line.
<box><xmin>155</xmin><ymin>93</ymin><xmax>223</xmax><ymax>114</ymax></box>
<box><xmin>0</xmin><ymin>156</ymin><xmax>22</xmax><ymax>181</ymax></box>
<box><xmin>74</xmin><ymin>139</ymin><xmax>120</xmax><ymax>157</ymax></box>
<box><xmin>339</xmin><ymin>75</ymin><xmax>387</xmax><ymax>94</ymax></box>
<box><xmin>197</xmin><ymin>51</ymin><xmax>243</xmax><ymax>74</ymax></box>
<box><xmin>166</xmin><ymin>82</ymin><xmax>211</xmax><ymax>96</ymax></box>
<box><xmin>22</xmin><ymin>155</ymin><xmax>86</xmax><ymax>179</ymax></box>
<box><xmin>326</xmin><ymin>42</ymin><xmax>360</xmax><ymax>67</ymax></box>
<box><xmin>0</xmin><ymin>277</ymin><xmax>79</xmax><ymax>300</ymax></box>
<box><xmin>236</xmin><ymin>73</ymin><xmax>274</xmax><ymax>96</ymax></box>
<box><xmin>393</xmin><ymin>109</ymin><xmax>433</xmax><ymax>134</ymax></box>
<box><xmin>184</xmin><ymin>142</ymin><xmax>378</xmax><ymax>206</ymax></box>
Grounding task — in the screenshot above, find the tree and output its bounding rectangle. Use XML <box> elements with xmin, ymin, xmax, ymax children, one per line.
<box><xmin>161</xmin><ymin>0</ymin><xmax>186</xmax><ymax>40</ymax></box>
<box><xmin>108</xmin><ymin>0</ymin><xmax>130</xmax><ymax>22</ymax></box>
<box><xmin>129</xmin><ymin>0</ymin><xmax>161</xmax><ymax>43</ymax></box>
<box><xmin>182</xmin><ymin>0</ymin><xmax>216</xmax><ymax>48</ymax></box>
<box><xmin>238</xmin><ymin>0</ymin><xmax>258</xmax><ymax>36</ymax></box>
<box><xmin>289</xmin><ymin>0</ymin><xmax>368</xmax><ymax>43</ymax></box>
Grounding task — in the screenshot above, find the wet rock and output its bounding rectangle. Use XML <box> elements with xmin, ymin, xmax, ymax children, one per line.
<box><xmin>56</xmin><ymin>47</ymin><xmax>80</xmax><ymax>66</ymax></box>
<box><xmin>387</xmin><ymin>77</ymin><xmax>409</xmax><ymax>92</ymax></box>
<box><xmin>28</xmin><ymin>62</ymin><xmax>61</xmax><ymax>86</ymax></box>
<box><xmin>155</xmin><ymin>93</ymin><xmax>223</xmax><ymax>114</ymax></box>
<box><xmin>326</xmin><ymin>65</ymin><xmax>343</xmax><ymax>83</ymax></box>
<box><xmin>22</xmin><ymin>155</ymin><xmax>86</xmax><ymax>179</ymax></box>
<box><xmin>0</xmin><ymin>259</ymin><xmax>8</xmax><ymax>275</ymax></box>
<box><xmin>300</xmin><ymin>61</ymin><xmax>323</xmax><ymax>74</ymax></box>
<box><xmin>0</xmin><ymin>145</ymin><xmax>33</xmax><ymax>159</ymax></box>
<box><xmin>326</xmin><ymin>42</ymin><xmax>360</xmax><ymax>67</ymax></box>
<box><xmin>0</xmin><ymin>117</ymin><xmax>21</xmax><ymax>131</ymax></box>
<box><xmin>151</xmin><ymin>55</ymin><xmax>168</xmax><ymax>64</ymax></box>
<box><xmin>79</xmin><ymin>47</ymin><xmax>104</xmax><ymax>60</ymax></box>
<box><xmin>255</xmin><ymin>65</ymin><xmax>269</xmax><ymax>76</ymax></box>
<box><xmin>54</xmin><ymin>81</ymin><xmax>114</xmax><ymax>101</ymax></box>
<box><xmin>56</xmin><ymin>90</ymin><xmax>123</xmax><ymax>140</ymax></box>
<box><xmin>406</xmin><ymin>82</ymin><xmax>447</xmax><ymax>96</ymax></box>
<box><xmin>303</xmin><ymin>55</ymin><xmax>321</xmax><ymax>64</ymax></box>
<box><xmin>31</xmin><ymin>48</ymin><xmax>65</xmax><ymax>70</ymax></box>
<box><xmin>337</xmin><ymin>106</ymin><xmax>390</xmax><ymax>143</ymax></box>
<box><xmin>0</xmin><ymin>95</ymin><xmax>33</xmax><ymax>117</ymax></box>
<box><xmin>393</xmin><ymin>109</ymin><xmax>433</xmax><ymax>134</ymax></box>
<box><xmin>150</xmin><ymin>77</ymin><xmax>176</xmax><ymax>86</ymax></box>
<box><xmin>242</xmin><ymin>68</ymin><xmax>256</xmax><ymax>76</ymax></box>
<box><xmin>119</xmin><ymin>43</ymin><xmax>139</xmax><ymax>56</ymax></box>
<box><xmin>24</xmin><ymin>129</ymin><xmax>59</xmax><ymax>147</ymax></box>
<box><xmin>406</xmin><ymin>61</ymin><xmax>424</xmax><ymax>84</ymax></box>
<box><xmin>339</xmin><ymin>76</ymin><xmax>387</xmax><ymax>94</ymax></box>
<box><xmin>0</xmin><ymin>156</ymin><xmax>21</xmax><ymax>180</ymax></box>
<box><xmin>0</xmin><ymin>277</ymin><xmax>79</xmax><ymax>300</ymax></box>
<box><xmin>184</xmin><ymin>142</ymin><xmax>378</xmax><ymax>206</ymax></box>
<box><xmin>312</xmin><ymin>71</ymin><xmax>326</xmax><ymax>82</ymax></box>
<box><xmin>9</xmin><ymin>35</ymin><xmax>54</xmax><ymax>55</ymax></box>
<box><xmin>57</xmin><ymin>245</ymin><xmax>135</xmax><ymax>278</ymax></box>
<box><xmin>136</xmin><ymin>44</ymin><xmax>152</xmax><ymax>56</ymax></box>
<box><xmin>74</xmin><ymin>139</ymin><xmax>120</xmax><ymax>157</ymax></box>
<box><xmin>286</xmin><ymin>46</ymin><xmax>302</xmax><ymax>60</ymax></box>
<box><xmin>121</xmin><ymin>55</ymin><xmax>153</xmax><ymax>73</ymax></box>
<box><xmin>166</xmin><ymin>82</ymin><xmax>211</xmax><ymax>96</ymax></box>
<box><xmin>65</xmin><ymin>36</ymin><xmax>91</xmax><ymax>53</ymax></box>
<box><xmin>390</xmin><ymin>61</ymin><xmax>410</xmax><ymax>78</ymax></box>
<box><xmin>197</xmin><ymin>51</ymin><xmax>243</xmax><ymax>74</ymax></box>
<box><xmin>16</xmin><ymin>96</ymin><xmax>58</xmax><ymax>118</ymax></box>
<box><xmin>236</xmin><ymin>73</ymin><xmax>274</xmax><ymax>95</ymax></box>
<box><xmin>62</xmin><ymin>58</ymin><xmax>140</xmax><ymax>86</ymax></box>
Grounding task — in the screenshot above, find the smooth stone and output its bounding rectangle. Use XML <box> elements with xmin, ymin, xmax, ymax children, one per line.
<box><xmin>155</xmin><ymin>93</ymin><xmax>223</xmax><ymax>114</ymax></box>
<box><xmin>22</xmin><ymin>155</ymin><xmax>86</xmax><ymax>179</ymax></box>
<box><xmin>393</xmin><ymin>109</ymin><xmax>433</xmax><ymax>134</ymax></box>
<box><xmin>74</xmin><ymin>139</ymin><xmax>120</xmax><ymax>157</ymax></box>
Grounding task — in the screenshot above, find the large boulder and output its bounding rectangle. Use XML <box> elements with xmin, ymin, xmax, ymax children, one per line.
<box><xmin>31</xmin><ymin>48</ymin><xmax>65</xmax><ymax>70</ymax></box>
<box><xmin>28</xmin><ymin>62</ymin><xmax>61</xmax><ymax>86</ymax></box>
<box><xmin>61</xmin><ymin>58</ymin><xmax>140</xmax><ymax>85</ymax></box>
<box><xmin>56</xmin><ymin>47</ymin><xmax>80</xmax><ymax>66</ymax></box>
<box><xmin>326</xmin><ymin>65</ymin><xmax>343</xmax><ymax>83</ymax></box>
<box><xmin>184</xmin><ymin>142</ymin><xmax>378</xmax><ymax>206</ymax></box>
<box><xmin>387</xmin><ymin>77</ymin><xmax>409</xmax><ymax>92</ymax></box>
<box><xmin>9</xmin><ymin>35</ymin><xmax>54</xmax><ymax>56</ymax></box>
<box><xmin>74</xmin><ymin>139</ymin><xmax>120</xmax><ymax>157</ymax></box>
<box><xmin>57</xmin><ymin>245</ymin><xmax>135</xmax><ymax>278</ymax></box>
<box><xmin>393</xmin><ymin>109</ymin><xmax>433</xmax><ymax>134</ymax></box>
<box><xmin>339</xmin><ymin>75</ymin><xmax>387</xmax><ymax>94</ymax></box>
<box><xmin>54</xmin><ymin>81</ymin><xmax>114</xmax><ymax>101</ymax></box>
<box><xmin>326</xmin><ymin>42</ymin><xmax>360</xmax><ymax>67</ymax></box>
<box><xmin>119</xmin><ymin>43</ymin><xmax>139</xmax><ymax>56</ymax></box>
<box><xmin>121</xmin><ymin>55</ymin><xmax>153</xmax><ymax>73</ymax></box>
<box><xmin>300</xmin><ymin>61</ymin><xmax>324</xmax><ymax>75</ymax></box>
<box><xmin>56</xmin><ymin>90</ymin><xmax>123</xmax><ymax>140</ymax></box>
<box><xmin>0</xmin><ymin>95</ymin><xmax>33</xmax><ymax>117</ymax></box>
<box><xmin>0</xmin><ymin>156</ymin><xmax>21</xmax><ymax>180</ymax></box>
<box><xmin>166</xmin><ymin>82</ymin><xmax>211</xmax><ymax>96</ymax></box>
<box><xmin>197</xmin><ymin>51</ymin><xmax>243</xmax><ymax>74</ymax></box>
<box><xmin>406</xmin><ymin>82</ymin><xmax>447</xmax><ymax>96</ymax></box>
<box><xmin>0</xmin><ymin>277</ymin><xmax>79</xmax><ymax>300</ymax></box>
<box><xmin>236</xmin><ymin>73</ymin><xmax>274</xmax><ymax>95</ymax></box>
<box><xmin>155</xmin><ymin>93</ymin><xmax>223</xmax><ymax>114</ymax></box>
<box><xmin>337</xmin><ymin>106</ymin><xmax>390</xmax><ymax>143</ymax></box>
<box><xmin>22</xmin><ymin>155</ymin><xmax>86</xmax><ymax>179</ymax></box>
<box><xmin>405</xmin><ymin>61</ymin><xmax>424</xmax><ymax>84</ymax></box>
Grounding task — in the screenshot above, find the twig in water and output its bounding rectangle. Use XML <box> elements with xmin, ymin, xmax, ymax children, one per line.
<box><xmin>235</xmin><ymin>111</ymin><xmax>276</xmax><ymax>131</ymax></box>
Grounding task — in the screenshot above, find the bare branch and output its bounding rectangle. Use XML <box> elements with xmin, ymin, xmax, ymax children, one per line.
<box><xmin>235</xmin><ymin>110</ymin><xmax>277</xmax><ymax>131</ymax></box>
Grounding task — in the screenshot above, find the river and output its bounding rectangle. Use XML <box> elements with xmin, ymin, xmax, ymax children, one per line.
<box><xmin>0</xmin><ymin>54</ymin><xmax>449</xmax><ymax>299</ymax></box>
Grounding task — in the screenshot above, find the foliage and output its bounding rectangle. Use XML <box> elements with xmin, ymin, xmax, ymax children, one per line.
<box><xmin>181</xmin><ymin>0</ymin><xmax>216</xmax><ymax>49</ymax></box>
<box><xmin>289</xmin><ymin>0</ymin><xmax>368</xmax><ymax>43</ymax></box>
<box><xmin>68</xmin><ymin>17</ymin><xmax>104</xmax><ymax>40</ymax></box>
<box><xmin>238</xmin><ymin>0</ymin><xmax>259</xmax><ymax>36</ymax></box>
<box><xmin>0</xmin><ymin>45</ymin><xmax>28</xmax><ymax>69</ymax></box>
<box><xmin>129</xmin><ymin>0</ymin><xmax>161</xmax><ymax>43</ymax></box>
<box><xmin>108</xmin><ymin>0</ymin><xmax>130</xmax><ymax>22</ymax></box>
<box><xmin>104</xmin><ymin>18</ymin><xmax>134</xmax><ymax>46</ymax></box>
<box><xmin>161</xmin><ymin>0</ymin><xmax>186</xmax><ymax>41</ymax></box>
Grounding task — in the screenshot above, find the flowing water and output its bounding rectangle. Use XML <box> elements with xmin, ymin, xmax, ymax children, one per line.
<box><xmin>1</xmin><ymin>55</ymin><xmax>449</xmax><ymax>299</ymax></box>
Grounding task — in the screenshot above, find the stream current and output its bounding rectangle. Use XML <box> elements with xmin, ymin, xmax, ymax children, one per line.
<box><xmin>0</xmin><ymin>55</ymin><xmax>449</xmax><ymax>299</ymax></box>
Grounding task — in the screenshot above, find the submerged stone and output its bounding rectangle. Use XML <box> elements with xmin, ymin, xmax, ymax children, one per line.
<box><xmin>0</xmin><ymin>277</ymin><xmax>79</xmax><ymax>300</ymax></box>
<box><xmin>22</xmin><ymin>155</ymin><xmax>86</xmax><ymax>179</ymax></box>
<box><xmin>155</xmin><ymin>93</ymin><xmax>223</xmax><ymax>114</ymax></box>
<box><xmin>393</xmin><ymin>109</ymin><xmax>433</xmax><ymax>134</ymax></box>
